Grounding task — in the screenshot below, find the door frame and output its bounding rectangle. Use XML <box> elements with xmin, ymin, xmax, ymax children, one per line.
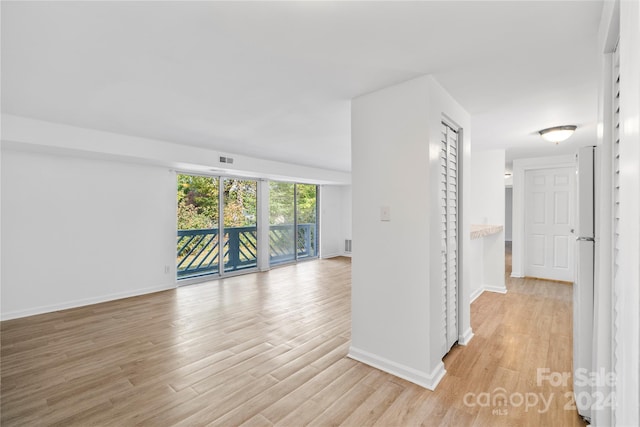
<box><xmin>522</xmin><ymin>166</ymin><xmax>576</xmax><ymax>282</ymax></box>
<box><xmin>511</xmin><ymin>155</ymin><xmax>575</xmax><ymax>278</ymax></box>
<box><xmin>267</xmin><ymin>181</ymin><xmax>320</xmax><ymax>268</ymax></box>
<box><xmin>441</xmin><ymin>120</ymin><xmax>460</xmax><ymax>352</ymax></box>
<box><xmin>175</xmin><ymin>171</ymin><xmax>261</xmax><ymax>286</ymax></box>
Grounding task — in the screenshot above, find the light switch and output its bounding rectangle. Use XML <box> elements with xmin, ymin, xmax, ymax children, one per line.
<box><xmin>380</xmin><ymin>206</ymin><xmax>391</xmax><ymax>221</ymax></box>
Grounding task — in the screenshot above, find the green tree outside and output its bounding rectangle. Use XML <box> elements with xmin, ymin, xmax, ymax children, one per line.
<box><xmin>178</xmin><ymin>175</ymin><xmax>317</xmax><ymax>230</ymax></box>
<box><xmin>177</xmin><ymin>174</ymin><xmax>257</xmax><ymax>230</ymax></box>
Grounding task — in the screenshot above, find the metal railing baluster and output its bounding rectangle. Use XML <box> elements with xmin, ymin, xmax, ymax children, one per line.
<box><xmin>177</xmin><ymin>224</ymin><xmax>316</xmax><ymax>279</ymax></box>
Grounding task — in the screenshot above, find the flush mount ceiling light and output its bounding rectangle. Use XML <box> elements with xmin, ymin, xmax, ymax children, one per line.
<box><xmin>538</xmin><ymin>125</ymin><xmax>577</xmax><ymax>144</ymax></box>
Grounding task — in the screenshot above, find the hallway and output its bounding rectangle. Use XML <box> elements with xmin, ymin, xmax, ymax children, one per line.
<box><xmin>441</xmin><ymin>242</ymin><xmax>585</xmax><ymax>425</ymax></box>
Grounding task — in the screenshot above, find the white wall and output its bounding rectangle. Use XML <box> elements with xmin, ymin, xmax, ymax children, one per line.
<box><xmin>505</xmin><ymin>187</ymin><xmax>513</xmax><ymax>241</ymax></box>
<box><xmin>2</xmin><ymin>114</ymin><xmax>351</xmax><ymax>185</ymax></box>
<box><xmin>470</xmin><ymin>149</ymin><xmax>505</xmax><ymax>225</ymax></box>
<box><xmin>319</xmin><ymin>185</ymin><xmax>351</xmax><ymax>258</ymax></box>
<box><xmin>1</xmin><ymin>149</ymin><xmax>177</xmax><ymax>319</ymax></box>
<box><xmin>469</xmin><ymin>149</ymin><xmax>506</xmax><ymax>301</ymax></box>
<box><xmin>350</xmin><ymin>74</ymin><xmax>471</xmax><ymax>390</ymax></box>
<box><xmin>1</xmin><ymin>117</ymin><xmax>353</xmax><ymax>319</ymax></box>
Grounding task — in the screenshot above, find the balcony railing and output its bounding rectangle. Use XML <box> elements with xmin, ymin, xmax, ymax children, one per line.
<box><xmin>177</xmin><ymin>223</ymin><xmax>316</xmax><ymax>279</ymax></box>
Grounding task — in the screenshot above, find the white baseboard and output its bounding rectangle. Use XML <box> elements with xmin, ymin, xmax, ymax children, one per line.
<box><xmin>470</xmin><ymin>285</ymin><xmax>508</xmax><ymax>304</ymax></box>
<box><xmin>510</xmin><ymin>271</ymin><xmax>524</xmax><ymax>278</ymax></box>
<box><xmin>321</xmin><ymin>252</ymin><xmax>344</xmax><ymax>259</ymax></box>
<box><xmin>326</xmin><ymin>252</ymin><xmax>352</xmax><ymax>258</ymax></box>
<box><xmin>470</xmin><ymin>288</ymin><xmax>484</xmax><ymax>303</ymax></box>
<box><xmin>484</xmin><ymin>285</ymin><xmax>508</xmax><ymax>294</ymax></box>
<box><xmin>348</xmin><ymin>346</ymin><xmax>446</xmax><ymax>391</ymax></box>
<box><xmin>1</xmin><ymin>283</ymin><xmax>176</xmax><ymax>321</ymax></box>
<box><xmin>458</xmin><ymin>327</ymin><xmax>474</xmax><ymax>346</ymax></box>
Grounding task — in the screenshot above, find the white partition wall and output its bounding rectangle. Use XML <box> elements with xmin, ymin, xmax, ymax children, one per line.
<box><xmin>350</xmin><ymin>74</ymin><xmax>471</xmax><ymax>390</ymax></box>
<box><xmin>469</xmin><ymin>149</ymin><xmax>506</xmax><ymax>300</ymax></box>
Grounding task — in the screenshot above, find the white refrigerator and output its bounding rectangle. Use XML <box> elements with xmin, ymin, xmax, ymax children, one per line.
<box><xmin>573</xmin><ymin>145</ymin><xmax>596</xmax><ymax>422</ymax></box>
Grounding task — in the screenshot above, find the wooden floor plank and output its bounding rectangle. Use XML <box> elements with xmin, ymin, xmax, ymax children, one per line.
<box><xmin>1</xmin><ymin>255</ymin><xmax>585</xmax><ymax>426</ymax></box>
<box><xmin>306</xmin><ymin>369</ymin><xmax>387</xmax><ymax>427</ymax></box>
<box><xmin>259</xmin><ymin>358</ymin><xmax>356</xmax><ymax>424</ymax></box>
<box><xmin>339</xmin><ymin>379</ymin><xmax>405</xmax><ymax>426</ymax></box>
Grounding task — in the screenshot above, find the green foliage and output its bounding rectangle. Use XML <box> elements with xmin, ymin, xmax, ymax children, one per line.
<box><xmin>269</xmin><ymin>182</ymin><xmax>317</xmax><ymax>225</ymax></box>
<box><xmin>177</xmin><ymin>198</ymin><xmax>214</xmax><ymax>230</ymax></box>
<box><xmin>177</xmin><ymin>175</ymin><xmax>219</xmax><ymax>229</ymax></box>
<box><xmin>269</xmin><ymin>182</ymin><xmax>294</xmax><ymax>224</ymax></box>
<box><xmin>177</xmin><ymin>174</ymin><xmax>317</xmax><ymax>231</ymax></box>
<box><xmin>177</xmin><ymin>174</ymin><xmax>257</xmax><ymax>230</ymax></box>
<box><xmin>296</xmin><ymin>184</ymin><xmax>317</xmax><ymax>224</ymax></box>
<box><xmin>222</xmin><ymin>179</ymin><xmax>257</xmax><ymax>228</ymax></box>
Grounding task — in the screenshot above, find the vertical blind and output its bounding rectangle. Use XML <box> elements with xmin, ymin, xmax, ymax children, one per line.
<box><xmin>612</xmin><ymin>42</ymin><xmax>621</xmax><ymax>423</ymax></box>
<box><xmin>441</xmin><ymin>122</ymin><xmax>459</xmax><ymax>351</ymax></box>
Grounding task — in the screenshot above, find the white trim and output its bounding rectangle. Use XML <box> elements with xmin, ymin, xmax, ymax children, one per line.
<box><xmin>458</xmin><ymin>327</ymin><xmax>474</xmax><ymax>346</ymax></box>
<box><xmin>512</xmin><ymin>155</ymin><xmax>575</xmax><ymax>278</ymax></box>
<box><xmin>0</xmin><ymin>283</ymin><xmax>176</xmax><ymax>321</ymax></box>
<box><xmin>348</xmin><ymin>346</ymin><xmax>446</xmax><ymax>391</ymax></box>
<box><xmin>320</xmin><ymin>252</ymin><xmax>345</xmax><ymax>259</ymax></box>
<box><xmin>470</xmin><ymin>285</ymin><xmax>508</xmax><ymax>303</ymax></box>
<box><xmin>613</xmin><ymin>1</ymin><xmax>640</xmax><ymax>424</ymax></box>
<box><xmin>470</xmin><ymin>288</ymin><xmax>484</xmax><ymax>303</ymax></box>
<box><xmin>257</xmin><ymin>179</ymin><xmax>271</xmax><ymax>271</ymax></box>
<box><xmin>592</xmin><ymin>3</ymin><xmax>619</xmax><ymax>426</ymax></box>
<box><xmin>484</xmin><ymin>285</ymin><xmax>508</xmax><ymax>294</ymax></box>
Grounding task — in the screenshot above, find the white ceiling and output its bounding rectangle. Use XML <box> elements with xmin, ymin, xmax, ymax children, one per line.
<box><xmin>1</xmin><ymin>1</ymin><xmax>603</xmax><ymax>173</ymax></box>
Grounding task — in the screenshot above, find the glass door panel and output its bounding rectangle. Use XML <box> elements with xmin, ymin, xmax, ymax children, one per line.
<box><xmin>269</xmin><ymin>182</ymin><xmax>296</xmax><ymax>265</ymax></box>
<box><xmin>296</xmin><ymin>184</ymin><xmax>318</xmax><ymax>259</ymax></box>
<box><xmin>222</xmin><ymin>178</ymin><xmax>258</xmax><ymax>273</ymax></box>
<box><xmin>176</xmin><ymin>174</ymin><xmax>220</xmax><ymax>279</ymax></box>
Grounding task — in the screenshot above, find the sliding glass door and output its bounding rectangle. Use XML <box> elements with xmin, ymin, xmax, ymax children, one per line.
<box><xmin>176</xmin><ymin>174</ymin><xmax>258</xmax><ymax>280</ymax></box>
<box><xmin>176</xmin><ymin>175</ymin><xmax>221</xmax><ymax>279</ymax></box>
<box><xmin>177</xmin><ymin>175</ymin><xmax>318</xmax><ymax>278</ymax></box>
<box><xmin>296</xmin><ymin>184</ymin><xmax>318</xmax><ymax>259</ymax></box>
<box><xmin>269</xmin><ymin>182</ymin><xmax>318</xmax><ymax>266</ymax></box>
<box><xmin>269</xmin><ymin>182</ymin><xmax>296</xmax><ymax>264</ymax></box>
<box><xmin>222</xmin><ymin>178</ymin><xmax>258</xmax><ymax>273</ymax></box>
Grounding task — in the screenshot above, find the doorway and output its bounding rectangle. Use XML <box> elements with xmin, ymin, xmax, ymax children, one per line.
<box><xmin>524</xmin><ymin>167</ymin><xmax>575</xmax><ymax>282</ymax></box>
<box><xmin>176</xmin><ymin>174</ymin><xmax>258</xmax><ymax>280</ymax></box>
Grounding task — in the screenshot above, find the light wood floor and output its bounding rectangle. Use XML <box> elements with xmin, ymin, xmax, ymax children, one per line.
<box><xmin>1</xmin><ymin>254</ymin><xmax>585</xmax><ymax>426</ymax></box>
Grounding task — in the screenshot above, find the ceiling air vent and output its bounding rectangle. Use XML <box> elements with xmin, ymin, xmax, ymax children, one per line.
<box><xmin>219</xmin><ymin>156</ymin><xmax>234</xmax><ymax>164</ymax></box>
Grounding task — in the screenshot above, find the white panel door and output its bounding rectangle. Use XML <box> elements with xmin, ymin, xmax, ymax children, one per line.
<box><xmin>524</xmin><ymin>167</ymin><xmax>575</xmax><ymax>281</ymax></box>
<box><xmin>441</xmin><ymin>123</ymin><xmax>458</xmax><ymax>351</ymax></box>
